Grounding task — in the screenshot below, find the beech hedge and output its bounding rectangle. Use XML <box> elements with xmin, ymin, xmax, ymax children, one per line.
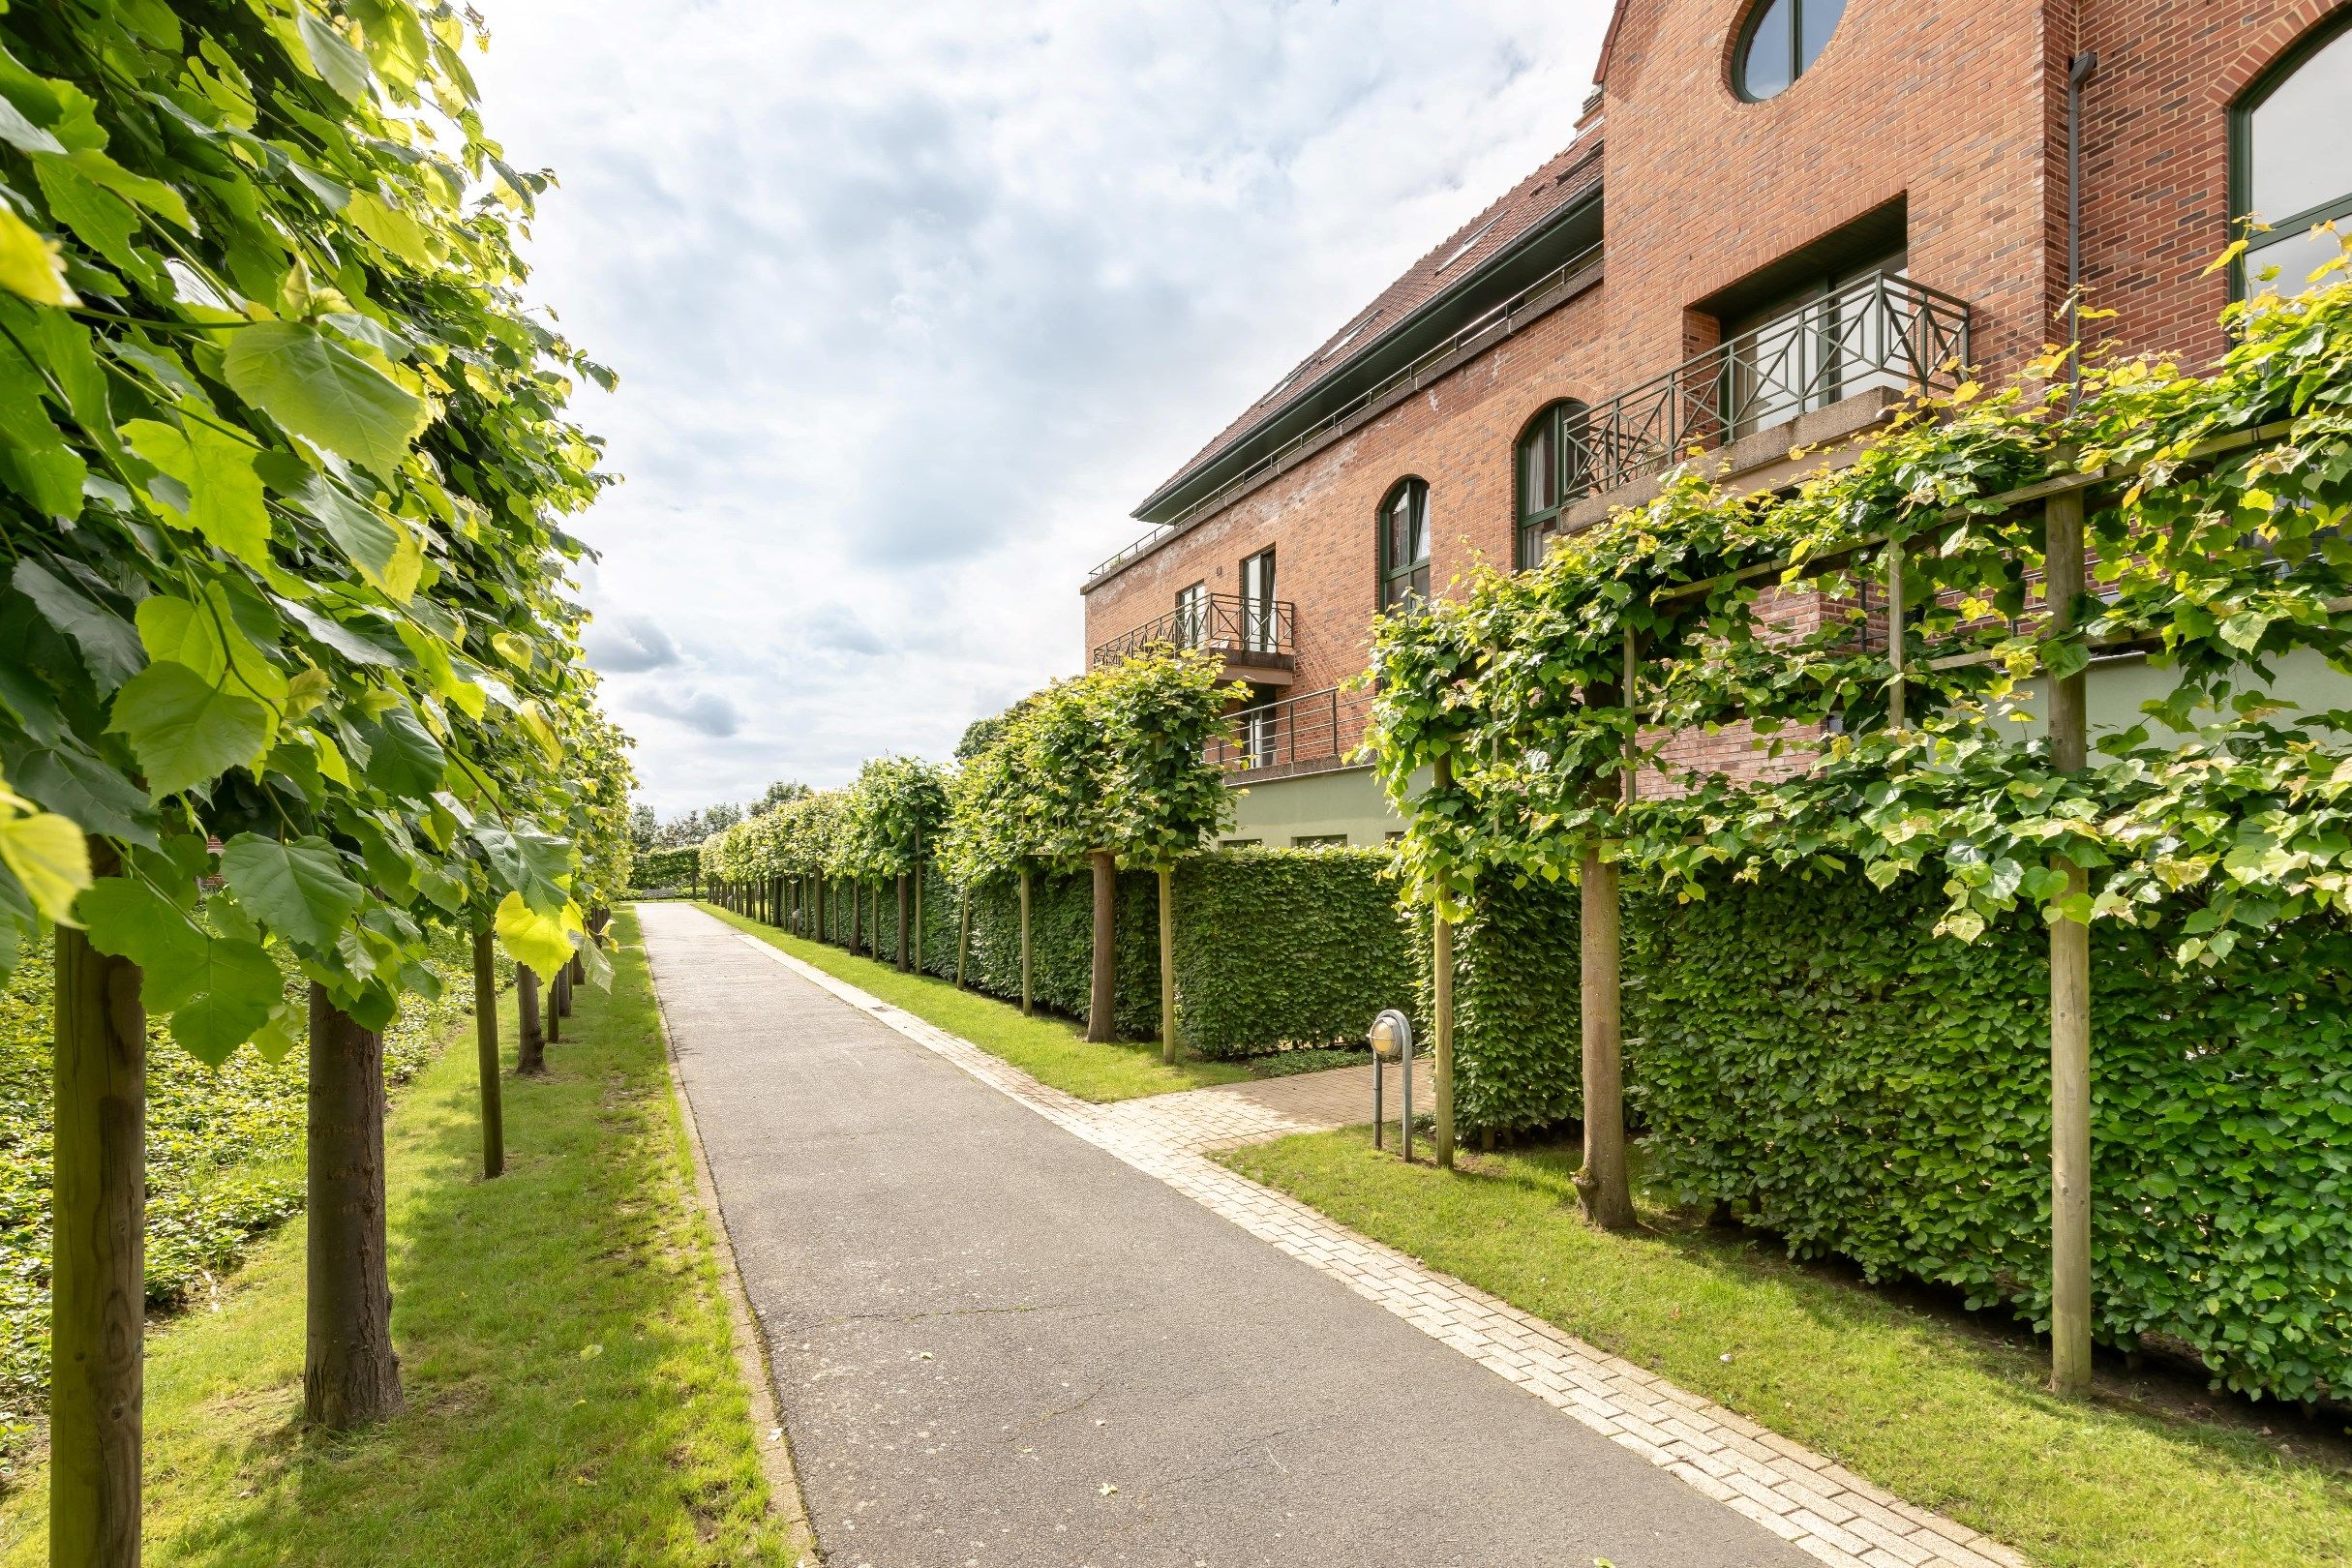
<box><xmin>1415</xmin><ymin>877</ymin><xmax>1585</xmax><ymax>1134</ymax></box>
<box><xmin>1634</xmin><ymin>872</ymin><xmax>2352</xmax><ymax>1403</ymax></box>
<box><xmin>1173</xmin><ymin>849</ymin><xmax>1417</xmax><ymax>1059</ymax></box>
<box><xmin>629</xmin><ymin>847</ymin><xmax>701</xmax><ymax>895</ymax></box>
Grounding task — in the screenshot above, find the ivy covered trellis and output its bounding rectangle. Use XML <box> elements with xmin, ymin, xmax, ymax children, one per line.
<box><xmin>1370</xmin><ymin>246</ymin><xmax>2352</xmax><ymax>1397</ymax></box>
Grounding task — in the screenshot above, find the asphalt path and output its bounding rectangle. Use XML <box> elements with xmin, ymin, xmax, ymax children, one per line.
<box><xmin>639</xmin><ymin>901</ymin><xmax>1810</xmax><ymax>1568</ymax></box>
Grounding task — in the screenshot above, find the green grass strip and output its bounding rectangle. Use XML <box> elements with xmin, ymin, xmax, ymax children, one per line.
<box><xmin>1221</xmin><ymin>1130</ymin><xmax>2352</xmax><ymax>1568</ymax></box>
<box><xmin>700</xmin><ymin>901</ymin><xmax>1256</xmax><ymax>1101</ymax></box>
<box><xmin>0</xmin><ymin>911</ymin><xmax>806</xmax><ymax>1566</ymax></box>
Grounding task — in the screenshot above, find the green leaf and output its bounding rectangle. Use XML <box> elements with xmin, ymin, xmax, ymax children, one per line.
<box><xmin>0</xmin><ymin>804</ymin><xmax>90</xmax><ymax>922</ymax></box>
<box><xmin>0</xmin><ymin>202</ymin><xmax>76</xmax><ymax>306</ymax></box>
<box><xmin>296</xmin><ymin>8</ymin><xmax>375</xmax><ymax>102</ymax></box>
<box><xmin>11</xmin><ymin>747</ymin><xmax>159</xmax><ymax>849</ymax></box>
<box><xmin>106</xmin><ymin>661</ymin><xmax>272</xmax><ymax>797</ymax></box>
<box><xmin>122</xmin><ymin>417</ymin><xmax>272</xmax><ymax>564</ymax></box>
<box><xmin>495</xmin><ymin>890</ymin><xmax>574</xmax><ymax>980</ymax></box>
<box><xmin>0</xmin><ymin>96</ymin><xmax>62</xmax><ymax>156</ymax></box>
<box><xmin>361</xmin><ymin>702</ymin><xmax>444</xmax><ymax>796</ymax></box>
<box><xmin>14</xmin><ymin>558</ymin><xmax>140</xmax><ymax>690</ymax></box>
<box><xmin>76</xmin><ymin>877</ymin><xmax>283</xmax><ymax>1063</ymax></box>
<box><xmin>221</xmin><ymin>321</ymin><xmax>429</xmax><ymax>477</ymax></box>
<box><xmin>219</xmin><ymin>831</ymin><xmax>362</xmax><ymax>950</ymax></box>
<box><xmin>289</xmin><ymin>474</ymin><xmax>421</xmax><ymax>598</ymax></box>
<box><xmin>345</xmin><ymin>190</ymin><xmax>437</xmax><ymax>268</ymax></box>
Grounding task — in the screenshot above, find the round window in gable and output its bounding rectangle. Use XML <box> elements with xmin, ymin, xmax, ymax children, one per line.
<box><xmin>1734</xmin><ymin>0</ymin><xmax>1848</xmax><ymax>101</ymax></box>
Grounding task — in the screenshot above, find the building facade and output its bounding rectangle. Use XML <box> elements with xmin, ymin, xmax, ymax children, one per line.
<box><xmin>1078</xmin><ymin>0</ymin><xmax>2352</xmax><ymax>846</ymax></box>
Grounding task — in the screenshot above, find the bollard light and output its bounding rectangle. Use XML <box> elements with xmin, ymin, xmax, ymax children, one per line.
<box><xmin>1368</xmin><ymin>1009</ymin><xmax>1414</xmax><ymax>1161</ymax></box>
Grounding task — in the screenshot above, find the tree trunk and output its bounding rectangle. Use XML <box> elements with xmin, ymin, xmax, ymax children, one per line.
<box><xmin>956</xmin><ymin>893</ymin><xmax>971</xmax><ymax>990</ymax></box>
<box><xmin>896</xmin><ymin>873</ymin><xmax>911</xmax><ymax>973</ymax></box>
<box><xmin>913</xmin><ymin>852</ymin><xmax>925</xmax><ymax>975</ymax></box>
<box><xmin>546</xmin><ymin>967</ymin><xmax>563</xmax><ymax>1045</ymax></box>
<box><xmin>1575</xmin><ymin>847</ymin><xmax>1635</xmax><ymax>1229</ymax></box>
<box><xmin>306</xmin><ymin>984</ymin><xmax>404</xmax><ymax>1429</ymax></box>
<box><xmin>851</xmin><ymin>878</ymin><xmax>863</xmax><ymax>955</ymax></box>
<box><xmin>569</xmin><ymin>944</ymin><xmax>584</xmax><ymax>985</ymax></box>
<box><xmin>1018</xmin><ymin>869</ymin><xmax>1034</xmax><ymax>1015</ymax></box>
<box><xmin>49</xmin><ymin>845</ymin><xmax>144</xmax><ymax>1568</ymax></box>
<box><xmin>472</xmin><ymin>929</ymin><xmax>503</xmax><ymax>1180</ymax></box>
<box><xmin>1086</xmin><ymin>850</ymin><xmax>1117</xmax><ymax>1042</ymax></box>
<box><xmin>1158</xmin><ymin>866</ymin><xmax>1176</xmax><ymax>1065</ymax></box>
<box><xmin>517</xmin><ymin>965</ymin><xmax>546</xmax><ymax>1075</ymax></box>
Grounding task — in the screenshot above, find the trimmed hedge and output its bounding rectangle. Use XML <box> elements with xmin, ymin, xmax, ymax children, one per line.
<box><xmin>1417</xmin><ymin>875</ymin><xmax>1584</xmax><ymax>1135</ymax></box>
<box><xmin>1172</xmin><ymin>848</ymin><xmax>1417</xmax><ymax>1059</ymax></box>
<box><xmin>1634</xmin><ymin>872</ymin><xmax>2352</xmax><ymax>1404</ymax></box>
<box><xmin>956</xmin><ymin>868</ymin><xmax>1161</xmax><ymax>1037</ymax></box>
<box><xmin>628</xmin><ymin>845</ymin><xmax>700</xmax><ymax>895</ymax></box>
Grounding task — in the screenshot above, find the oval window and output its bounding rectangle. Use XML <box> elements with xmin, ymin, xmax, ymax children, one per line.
<box><xmin>1734</xmin><ymin>0</ymin><xmax>1847</xmax><ymax>102</ymax></box>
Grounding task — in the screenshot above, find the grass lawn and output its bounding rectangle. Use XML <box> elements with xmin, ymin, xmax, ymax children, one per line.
<box><xmin>0</xmin><ymin>910</ymin><xmax>808</xmax><ymax>1567</ymax></box>
<box><xmin>700</xmin><ymin>901</ymin><xmax>1270</xmax><ymax>1101</ymax></box>
<box><xmin>1221</xmin><ymin>1130</ymin><xmax>2352</xmax><ymax>1568</ymax></box>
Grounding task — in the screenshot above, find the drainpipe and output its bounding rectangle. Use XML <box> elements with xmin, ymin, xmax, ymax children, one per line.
<box><xmin>2066</xmin><ymin>49</ymin><xmax>2099</xmax><ymax>404</ymax></box>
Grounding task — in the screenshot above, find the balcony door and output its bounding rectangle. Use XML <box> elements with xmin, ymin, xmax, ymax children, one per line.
<box><xmin>1174</xmin><ymin>581</ymin><xmax>1207</xmax><ymax>648</ymax></box>
<box><xmin>1240</xmin><ymin>548</ymin><xmax>1277</xmax><ymax>654</ymax></box>
<box><xmin>1723</xmin><ymin>249</ymin><xmax>1908</xmax><ymax>437</ymax></box>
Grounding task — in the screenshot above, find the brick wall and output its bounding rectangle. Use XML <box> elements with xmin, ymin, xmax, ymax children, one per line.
<box><xmin>1082</xmin><ymin>0</ymin><xmax>2350</xmax><ymax>782</ymax></box>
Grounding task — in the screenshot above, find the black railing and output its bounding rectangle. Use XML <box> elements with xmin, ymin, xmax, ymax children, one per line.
<box><xmin>1567</xmin><ymin>272</ymin><xmax>1970</xmax><ymax>504</ymax></box>
<box><xmin>1093</xmin><ymin>590</ymin><xmax>1296</xmax><ymax>669</ymax></box>
<box><xmin>1207</xmin><ymin>683</ymin><xmax>1372</xmax><ymax>774</ymax></box>
<box><xmin>1087</xmin><ymin>240</ymin><xmax>1607</xmax><ymax>586</ymax></box>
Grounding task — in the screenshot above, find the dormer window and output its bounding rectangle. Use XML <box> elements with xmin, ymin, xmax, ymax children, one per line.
<box><xmin>1734</xmin><ymin>0</ymin><xmax>1847</xmax><ymax>102</ymax></box>
<box><xmin>1323</xmin><ymin>312</ymin><xmax>1379</xmax><ymax>360</ymax></box>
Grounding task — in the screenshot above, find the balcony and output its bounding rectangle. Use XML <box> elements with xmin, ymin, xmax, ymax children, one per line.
<box><xmin>1559</xmin><ymin>272</ymin><xmax>1970</xmax><ymax>524</ymax></box>
<box><xmin>1208</xmin><ymin>683</ymin><xmax>1372</xmax><ymax>779</ymax></box>
<box><xmin>1093</xmin><ymin>591</ymin><xmax>1297</xmax><ymax>681</ymax></box>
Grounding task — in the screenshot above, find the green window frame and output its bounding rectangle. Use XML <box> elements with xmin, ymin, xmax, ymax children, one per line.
<box><xmin>1515</xmin><ymin>400</ymin><xmax>1590</xmax><ymax>568</ymax></box>
<box><xmin>1378</xmin><ymin>478</ymin><xmax>1431</xmax><ymax>610</ymax></box>
<box><xmin>1733</xmin><ymin>0</ymin><xmax>1848</xmax><ymax>103</ymax></box>
<box><xmin>2231</xmin><ymin>13</ymin><xmax>2352</xmax><ymax>299</ymax></box>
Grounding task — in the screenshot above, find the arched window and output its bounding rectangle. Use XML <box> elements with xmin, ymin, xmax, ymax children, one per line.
<box><xmin>2236</xmin><ymin>15</ymin><xmax>2352</xmax><ymax>296</ymax></box>
<box><xmin>1734</xmin><ymin>0</ymin><xmax>1848</xmax><ymax>102</ymax></box>
<box><xmin>1515</xmin><ymin>400</ymin><xmax>1590</xmax><ymax>567</ymax></box>
<box><xmin>1378</xmin><ymin>479</ymin><xmax>1430</xmax><ymax>610</ymax></box>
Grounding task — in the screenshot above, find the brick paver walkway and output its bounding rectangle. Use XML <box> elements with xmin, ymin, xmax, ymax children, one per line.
<box><xmin>652</xmin><ymin>904</ymin><xmax>2025</xmax><ymax>1568</ymax></box>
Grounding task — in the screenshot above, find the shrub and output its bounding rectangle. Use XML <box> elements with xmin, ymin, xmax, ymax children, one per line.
<box><xmin>629</xmin><ymin>846</ymin><xmax>701</xmax><ymax>895</ymax></box>
<box><xmin>1172</xmin><ymin>848</ymin><xmax>1418</xmax><ymax>1059</ymax></box>
<box><xmin>1633</xmin><ymin>871</ymin><xmax>2352</xmax><ymax>1404</ymax></box>
<box><xmin>1415</xmin><ymin>875</ymin><xmax>1584</xmax><ymax>1135</ymax></box>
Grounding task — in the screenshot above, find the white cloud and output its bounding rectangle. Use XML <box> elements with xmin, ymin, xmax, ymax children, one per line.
<box><xmin>474</xmin><ymin>0</ymin><xmax>1610</xmax><ymax>814</ymax></box>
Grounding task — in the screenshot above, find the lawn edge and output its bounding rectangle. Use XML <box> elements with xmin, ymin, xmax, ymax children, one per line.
<box><xmin>636</xmin><ymin>908</ymin><xmax>821</xmax><ymax>1561</ymax></box>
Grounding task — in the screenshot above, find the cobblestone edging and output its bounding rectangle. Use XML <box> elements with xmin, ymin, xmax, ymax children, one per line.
<box><xmin>732</xmin><ymin>931</ymin><xmax>2028</xmax><ymax>1568</ymax></box>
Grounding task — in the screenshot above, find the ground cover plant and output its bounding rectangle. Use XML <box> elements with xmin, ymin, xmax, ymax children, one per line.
<box><xmin>1222</xmin><ymin>1128</ymin><xmax>2352</xmax><ymax>1568</ymax></box>
<box><xmin>0</xmin><ymin>911</ymin><xmax>803</xmax><ymax>1566</ymax></box>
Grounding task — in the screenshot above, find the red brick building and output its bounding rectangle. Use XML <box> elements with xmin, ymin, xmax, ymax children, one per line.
<box><xmin>1078</xmin><ymin>0</ymin><xmax>2352</xmax><ymax>845</ymax></box>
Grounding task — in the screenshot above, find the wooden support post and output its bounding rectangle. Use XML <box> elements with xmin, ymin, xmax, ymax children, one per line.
<box><xmin>851</xmin><ymin>877</ymin><xmax>862</xmax><ymax>955</ymax></box>
<box><xmin>49</xmin><ymin>844</ymin><xmax>143</xmax><ymax>1568</ymax></box>
<box><xmin>896</xmin><ymin>873</ymin><xmax>911</xmax><ymax>973</ymax></box>
<box><xmin>1158</xmin><ymin>866</ymin><xmax>1176</xmax><ymax>1065</ymax></box>
<box><xmin>1018</xmin><ymin>868</ymin><xmax>1035</xmax><ymax>1015</ymax></box>
<box><xmin>472</xmin><ymin>929</ymin><xmax>503</xmax><ymax>1180</ymax></box>
<box><xmin>1432</xmin><ymin>755</ymin><xmax>1456</xmax><ymax>1170</ymax></box>
<box><xmin>2046</xmin><ymin>487</ymin><xmax>2094</xmax><ymax>1397</ymax></box>
<box><xmin>1887</xmin><ymin>535</ymin><xmax>1909</xmax><ymax>729</ymax></box>
<box><xmin>956</xmin><ymin>892</ymin><xmax>972</xmax><ymax>990</ymax></box>
<box><xmin>1576</xmin><ymin>846</ymin><xmax>1635</xmax><ymax>1229</ymax></box>
<box><xmin>1086</xmin><ymin>850</ymin><xmax>1117</xmax><ymax>1043</ymax></box>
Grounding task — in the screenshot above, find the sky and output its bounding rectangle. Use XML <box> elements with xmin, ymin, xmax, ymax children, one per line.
<box><xmin>471</xmin><ymin>1</ymin><xmax>1613</xmax><ymax>817</ymax></box>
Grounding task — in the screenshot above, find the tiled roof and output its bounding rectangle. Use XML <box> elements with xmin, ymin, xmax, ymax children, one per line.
<box><xmin>1141</xmin><ymin>136</ymin><xmax>1604</xmax><ymax>509</ymax></box>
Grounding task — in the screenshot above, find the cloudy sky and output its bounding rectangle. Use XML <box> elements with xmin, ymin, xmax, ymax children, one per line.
<box><xmin>472</xmin><ymin>1</ymin><xmax>1611</xmax><ymax>816</ymax></box>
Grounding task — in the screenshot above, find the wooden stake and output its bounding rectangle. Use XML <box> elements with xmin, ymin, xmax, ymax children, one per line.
<box><xmin>49</xmin><ymin>843</ymin><xmax>143</xmax><ymax>1568</ymax></box>
<box><xmin>1158</xmin><ymin>866</ymin><xmax>1176</xmax><ymax>1065</ymax></box>
<box><xmin>1432</xmin><ymin>755</ymin><xmax>1456</xmax><ymax>1170</ymax></box>
<box><xmin>1086</xmin><ymin>850</ymin><xmax>1116</xmax><ymax>1042</ymax></box>
<box><xmin>1887</xmin><ymin>534</ymin><xmax>1909</xmax><ymax>729</ymax></box>
<box><xmin>2046</xmin><ymin>486</ymin><xmax>2094</xmax><ymax>1397</ymax></box>
<box><xmin>472</xmin><ymin>928</ymin><xmax>503</xmax><ymax>1180</ymax></box>
<box><xmin>1018</xmin><ymin>868</ymin><xmax>1035</xmax><ymax>1015</ymax></box>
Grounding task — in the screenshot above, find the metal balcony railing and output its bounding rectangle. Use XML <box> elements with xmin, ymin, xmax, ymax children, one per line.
<box><xmin>1086</xmin><ymin>240</ymin><xmax>1606</xmax><ymax>587</ymax></box>
<box><xmin>1565</xmin><ymin>271</ymin><xmax>1970</xmax><ymax>503</ymax></box>
<box><xmin>1207</xmin><ymin>683</ymin><xmax>1372</xmax><ymax>774</ymax></box>
<box><xmin>1093</xmin><ymin>590</ymin><xmax>1296</xmax><ymax>670</ymax></box>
